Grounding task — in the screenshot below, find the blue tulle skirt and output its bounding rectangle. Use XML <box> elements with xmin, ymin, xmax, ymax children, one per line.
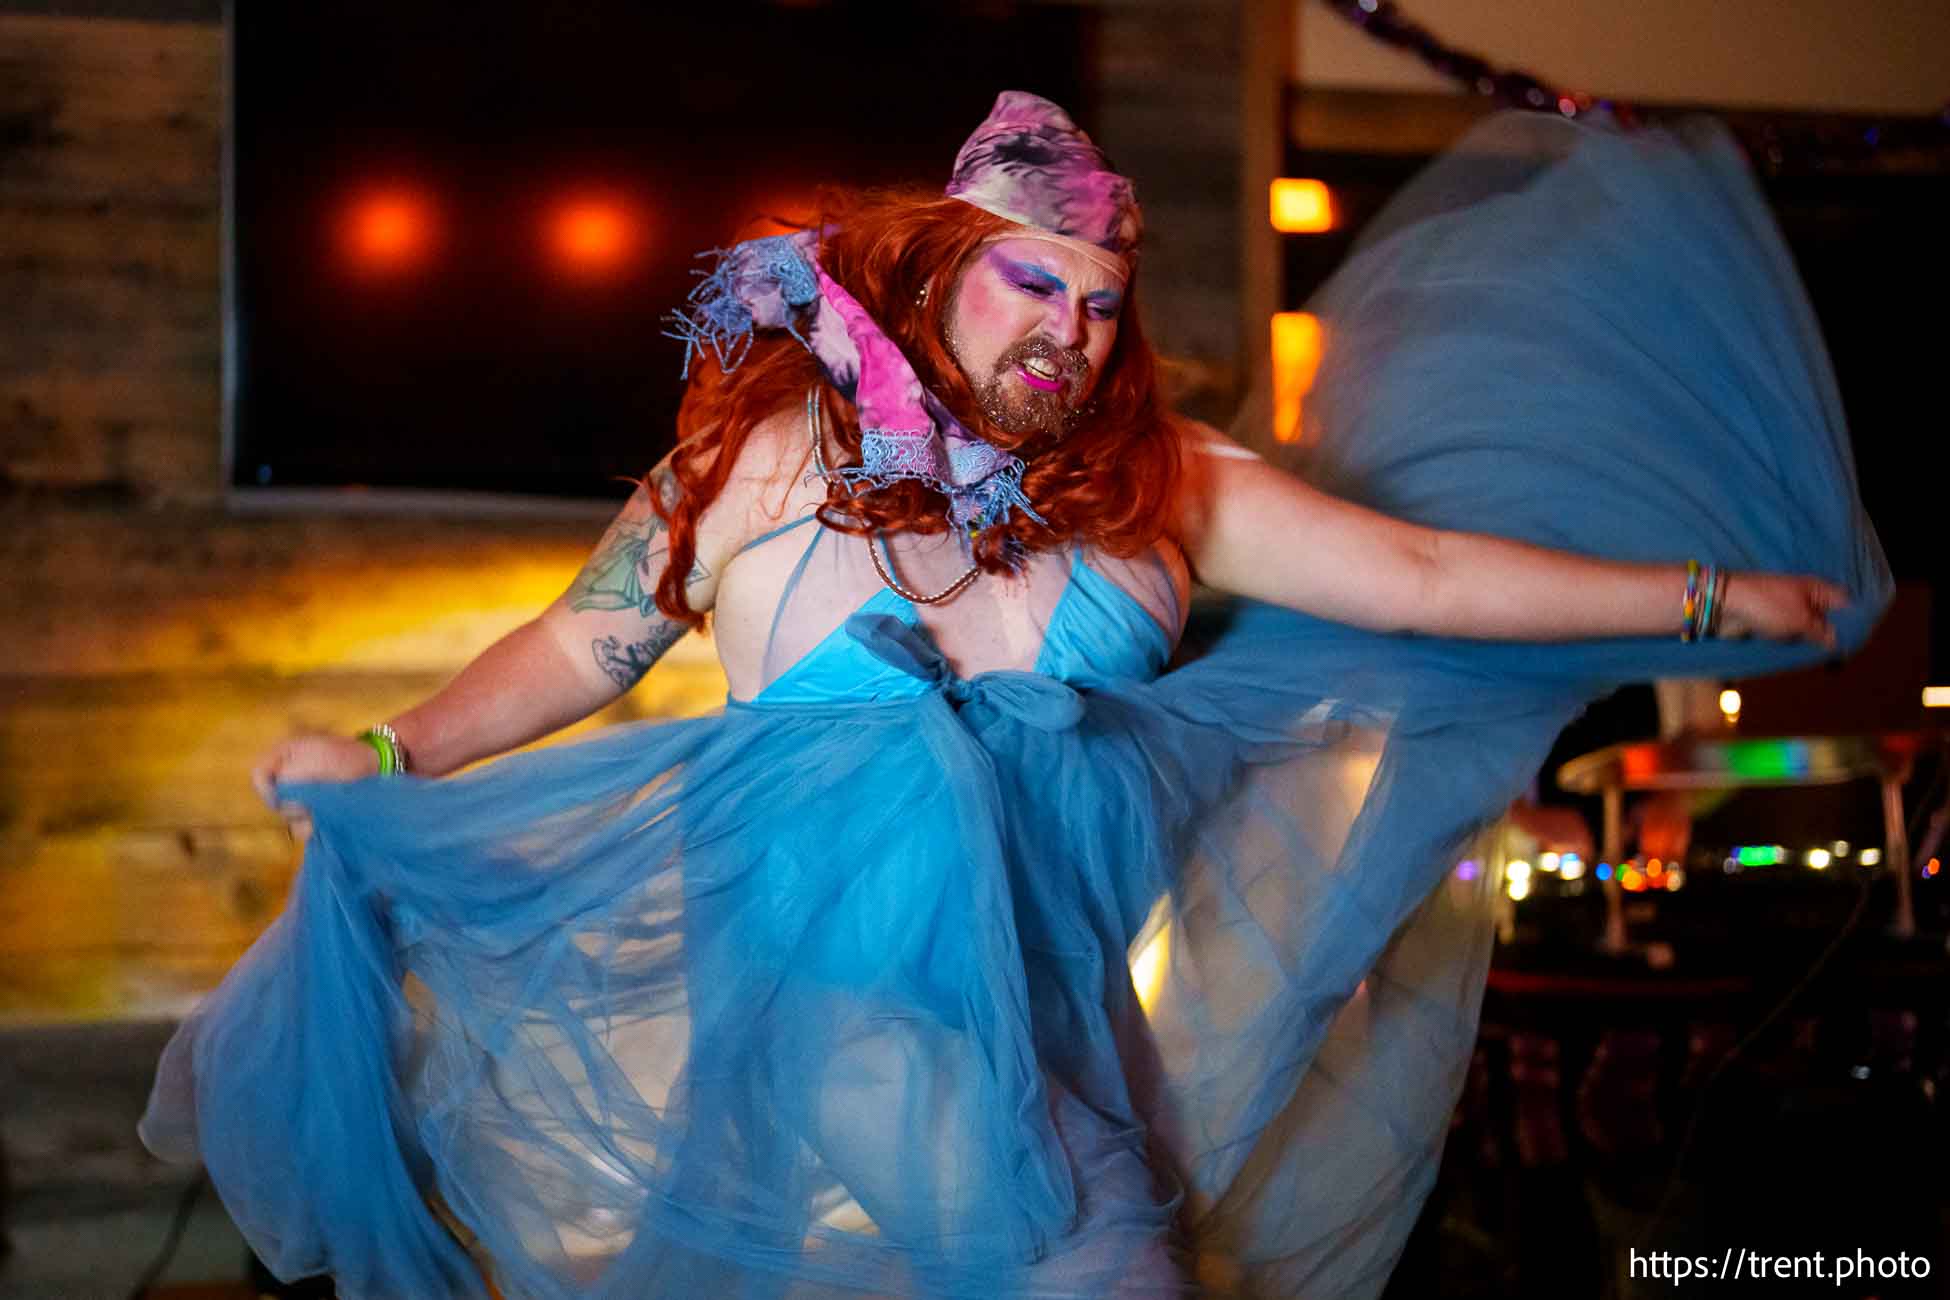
<box><xmin>141</xmin><ymin>113</ymin><xmax>1890</xmax><ymax>1298</ymax></box>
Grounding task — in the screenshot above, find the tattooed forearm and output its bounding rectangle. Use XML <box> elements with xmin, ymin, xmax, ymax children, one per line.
<box><xmin>591</xmin><ymin>620</ymin><xmax>688</xmax><ymax>690</ymax></box>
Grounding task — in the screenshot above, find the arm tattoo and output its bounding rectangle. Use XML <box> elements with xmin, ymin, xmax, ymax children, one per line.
<box><xmin>569</xmin><ymin>516</ymin><xmax>662</xmax><ymax>615</ymax></box>
<box><xmin>591</xmin><ymin>620</ymin><xmax>688</xmax><ymax>690</ymax></box>
<box><xmin>568</xmin><ymin>469</ymin><xmax>709</xmax><ymax>615</ymax></box>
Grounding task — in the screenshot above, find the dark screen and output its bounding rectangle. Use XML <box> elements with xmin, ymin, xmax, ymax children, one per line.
<box><xmin>230</xmin><ymin>1</ymin><xmax>1096</xmax><ymax>498</ymax></box>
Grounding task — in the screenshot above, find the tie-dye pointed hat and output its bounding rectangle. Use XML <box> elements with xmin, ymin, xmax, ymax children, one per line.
<box><xmin>945</xmin><ymin>91</ymin><xmax>1141</xmax><ymax>276</ymax></box>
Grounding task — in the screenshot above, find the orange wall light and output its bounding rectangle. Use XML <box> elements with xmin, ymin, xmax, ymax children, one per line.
<box><xmin>1270</xmin><ymin>178</ymin><xmax>1335</xmax><ymax>233</ymax></box>
<box><xmin>548</xmin><ymin>197</ymin><xmax>642</xmax><ymax>276</ymax></box>
<box><xmin>343</xmin><ymin>188</ymin><xmax>438</xmax><ymax>274</ymax></box>
<box><xmin>1271</xmin><ymin>311</ymin><xmax>1323</xmax><ymax>444</ymax></box>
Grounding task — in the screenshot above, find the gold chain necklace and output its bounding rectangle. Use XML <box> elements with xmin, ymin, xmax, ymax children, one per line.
<box><xmin>866</xmin><ymin>532</ymin><xmax>983</xmax><ymax>605</ymax></box>
<box><xmin>805</xmin><ymin>385</ymin><xmax>981</xmax><ymax>605</ymax></box>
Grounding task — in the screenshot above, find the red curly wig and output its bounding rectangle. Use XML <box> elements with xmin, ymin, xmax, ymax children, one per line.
<box><xmin>650</xmin><ymin>187</ymin><xmax>1182</xmax><ymax>625</ymax></box>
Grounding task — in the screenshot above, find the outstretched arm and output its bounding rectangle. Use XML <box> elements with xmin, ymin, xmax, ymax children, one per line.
<box><xmin>1173</xmin><ymin>426</ymin><xmax>1843</xmax><ymax>646</ymax></box>
<box><xmin>252</xmin><ymin>457</ymin><xmax>744</xmax><ymax>799</ymax></box>
<box><xmin>388</xmin><ymin>462</ymin><xmax>723</xmax><ymax>778</ymax></box>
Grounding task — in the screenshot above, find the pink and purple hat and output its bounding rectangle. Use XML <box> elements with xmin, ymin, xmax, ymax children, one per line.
<box><xmin>945</xmin><ymin>91</ymin><xmax>1141</xmax><ymax>277</ymax></box>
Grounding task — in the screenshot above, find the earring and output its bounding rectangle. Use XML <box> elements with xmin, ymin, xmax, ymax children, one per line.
<box><xmin>914</xmin><ymin>283</ymin><xmax>930</xmax><ymax>308</ymax></box>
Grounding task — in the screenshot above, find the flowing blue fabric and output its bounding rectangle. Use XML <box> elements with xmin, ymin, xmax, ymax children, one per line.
<box><xmin>142</xmin><ymin>113</ymin><xmax>1890</xmax><ymax>1298</ymax></box>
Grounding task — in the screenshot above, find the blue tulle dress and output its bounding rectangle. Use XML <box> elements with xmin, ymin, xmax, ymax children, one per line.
<box><xmin>140</xmin><ymin>114</ymin><xmax>1891</xmax><ymax>1298</ymax></box>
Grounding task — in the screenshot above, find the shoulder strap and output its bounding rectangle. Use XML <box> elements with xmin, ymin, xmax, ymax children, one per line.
<box><xmin>733</xmin><ymin>510</ymin><xmax>819</xmax><ymax>558</ymax></box>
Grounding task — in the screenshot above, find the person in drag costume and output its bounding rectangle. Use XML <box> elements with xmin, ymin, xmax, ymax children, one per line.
<box><xmin>141</xmin><ymin>92</ymin><xmax>1889</xmax><ymax>1299</ymax></box>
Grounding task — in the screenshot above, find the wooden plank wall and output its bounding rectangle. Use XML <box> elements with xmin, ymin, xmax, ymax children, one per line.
<box><xmin>1090</xmin><ymin>0</ymin><xmax>1246</xmax><ymax>419</ymax></box>
<box><xmin>0</xmin><ymin>4</ymin><xmax>1245</xmax><ymax>1023</ymax></box>
<box><xmin>0</xmin><ymin>14</ymin><xmax>712</xmax><ymax>1022</ymax></box>
<box><xmin>0</xmin><ymin>13</ymin><xmax>220</xmax><ymax>499</ymax></box>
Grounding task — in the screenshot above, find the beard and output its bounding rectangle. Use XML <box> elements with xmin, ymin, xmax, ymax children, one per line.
<box><xmin>957</xmin><ymin>334</ymin><xmax>1094</xmax><ymax>438</ymax></box>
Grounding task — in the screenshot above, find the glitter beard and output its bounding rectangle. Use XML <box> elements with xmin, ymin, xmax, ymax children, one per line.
<box><xmin>958</xmin><ymin>333</ymin><xmax>1093</xmax><ymax>438</ymax></box>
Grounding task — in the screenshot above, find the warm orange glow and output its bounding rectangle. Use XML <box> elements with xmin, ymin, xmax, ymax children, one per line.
<box><xmin>344</xmin><ymin>190</ymin><xmax>436</xmax><ymax>272</ymax></box>
<box><xmin>1130</xmin><ymin>921</ymin><xmax>1170</xmax><ymax>1014</ymax></box>
<box><xmin>6</xmin><ymin>530</ymin><xmax>735</xmax><ymax>1024</ymax></box>
<box><xmin>549</xmin><ymin>198</ymin><xmax>641</xmax><ymax>274</ymax></box>
<box><xmin>1270</xmin><ymin>178</ymin><xmax>1336</xmax><ymax>233</ymax></box>
<box><xmin>1620</xmin><ymin>866</ymin><xmax>1646</xmax><ymax>892</ymax></box>
<box><xmin>736</xmin><ymin>191</ymin><xmax>820</xmax><ymax>239</ymax></box>
<box><xmin>1271</xmin><ymin>312</ymin><xmax>1323</xmax><ymax>444</ymax></box>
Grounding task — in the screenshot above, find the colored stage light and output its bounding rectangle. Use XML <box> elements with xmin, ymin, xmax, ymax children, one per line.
<box><xmin>1718</xmin><ymin>688</ymin><xmax>1742</xmax><ymax>723</ymax></box>
<box><xmin>1723</xmin><ymin>741</ymin><xmax>1812</xmax><ymax>780</ymax></box>
<box><xmin>343</xmin><ymin>188</ymin><xmax>437</xmax><ymax>273</ymax></box>
<box><xmin>1271</xmin><ymin>311</ymin><xmax>1323</xmax><ymax>444</ymax></box>
<box><xmin>548</xmin><ymin>197</ymin><xmax>642</xmax><ymax>275</ymax></box>
<box><xmin>1270</xmin><ymin>178</ymin><xmax>1335</xmax><ymax>233</ymax></box>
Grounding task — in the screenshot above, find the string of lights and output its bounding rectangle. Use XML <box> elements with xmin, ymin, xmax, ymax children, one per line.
<box><xmin>1316</xmin><ymin>0</ymin><xmax>1950</xmax><ymax>173</ymax></box>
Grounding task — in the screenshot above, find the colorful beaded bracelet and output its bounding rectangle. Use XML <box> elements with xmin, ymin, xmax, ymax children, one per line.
<box><xmin>1681</xmin><ymin>561</ymin><xmax>1726</xmax><ymax>642</ymax></box>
